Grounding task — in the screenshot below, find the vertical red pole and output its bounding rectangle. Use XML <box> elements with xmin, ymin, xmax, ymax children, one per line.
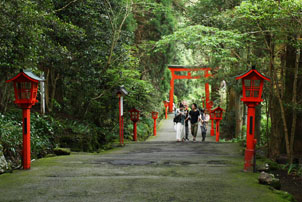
<box><xmin>211</xmin><ymin>119</ymin><xmax>215</xmax><ymax>136</ymax></box>
<box><xmin>205</xmin><ymin>82</ymin><xmax>210</xmax><ymax>111</ymax></box>
<box><xmin>118</xmin><ymin>95</ymin><xmax>122</xmax><ymax>145</ymax></box>
<box><xmin>22</xmin><ymin>108</ymin><xmax>31</xmax><ymax>169</ymax></box>
<box><xmin>153</xmin><ymin>119</ymin><xmax>157</xmax><ymax>136</ymax></box>
<box><xmin>165</xmin><ymin>106</ymin><xmax>168</xmax><ymax>119</ymax></box>
<box><xmin>169</xmin><ymin>76</ymin><xmax>174</xmax><ymax>113</ymax></box>
<box><xmin>216</xmin><ymin>120</ymin><xmax>220</xmax><ymax>142</ymax></box>
<box><xmin>133</xmin><ymin>122</ymin><xmax>137</xmax><ymax>141</ymax></box>
<box><xmin>121</xmin><ymin>115</ymin><xmax>124</xmax><ymax>145</ymax></box>
<box><xmin>204</xmin><ymin>70</ymin><xmax>211</xmax><ymax>112</ymax></box>
<box><xmin>244</xmin><ymin>105</ymin><xmax>256</xmax><ymax>171</ymax></box>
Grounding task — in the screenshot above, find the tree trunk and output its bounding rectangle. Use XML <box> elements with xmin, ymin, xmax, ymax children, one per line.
<box><xmin>45</xmin><ymin>69</ymin><xmax>50</xmax><ymax>112</ymax></box>
<box><xmin>242</xmin><ymin>104</ymin><xmax>246</xmax><ymax>138</ymax></box>
<box><xmin>255</xmin><ymin>105</ymin><xmax>262</xmax><ymax>144</ymax></box>
<box><xmin>235</xmin><ymin>89</ymin><xmax>242</xmax><ymax>138</ymax></box>
<box><xmin>45</xmin><ymin>68</ymin><xmax>59</xmax><ymax>113</ymax></box>
<box><xmin>269</xmin><ymin>96</ymin><xmax>283</xmax><ymax>159</ymax></box>
<box><xmin>289</xmin><ymin>36</ymin><xmax>300</xmax><ymax>162</ymax></box>
<box><xmin>49</xmin><ymin>72</ymin><xmax>59</xmax><ymax>112</ymax></box>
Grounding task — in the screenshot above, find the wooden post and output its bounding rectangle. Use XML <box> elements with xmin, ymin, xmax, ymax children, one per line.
<box><xmin>211</xmin><ymin>119</ymin><xmax>215</xmax><ymax>136</ymax></box>
<box><xmin>22</xmin><ymin>108</ymin><xmax>31</xmax><ymax>169</ymax></box>
<box><xmin>244</xmin><ymin>105</ymin><xmax>256</xmax><ymax>171</ymax></box>
<box><xmin>169</xmin><ymin>74</ymin><xmax>175</xmax><ymax>113</ymax></box>
<box><xmin>216</xmin><ymin>120</ymin><xmax>220</xmax><ymax>142</ymax></box>
<box><xmin>153</xmin><ymin>119</ymin><xmax>157</xmax><ymax>136</ymax></box>
<box><xmin>133</xmin><ymin>121</ymin><xmax>137</xmax><ymax>141</ymax></box>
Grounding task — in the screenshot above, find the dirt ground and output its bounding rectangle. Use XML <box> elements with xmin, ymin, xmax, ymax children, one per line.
<box><xmin>273</xmin><ymin>169</ymin><xmax>302</xmax><ymax>202</ymax></box>
<box><xmin>0</xmin><ymin>115</ymin><xmax>292</xmax><ymax>202</ymax></box>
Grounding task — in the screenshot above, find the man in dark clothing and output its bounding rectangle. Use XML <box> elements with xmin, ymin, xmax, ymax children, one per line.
<box><xmin>184</xmin><ymin>108</ymin><xmax>189</xmax><ymax>141</ymax></box>
<box><xmin>186</xmin><ymin>103</ymin><xmax>200</xmax><ymax>141</ymax></box>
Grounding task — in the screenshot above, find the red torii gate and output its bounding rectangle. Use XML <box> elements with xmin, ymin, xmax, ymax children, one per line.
<box><xmin>168</xmin><ymin>65</ymin><xmax>212</xmax><ymax>112</ymax></box>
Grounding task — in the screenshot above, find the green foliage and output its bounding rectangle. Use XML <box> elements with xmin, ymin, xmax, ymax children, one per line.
<box><xmin>156</xmin><ymin>25</ymin><xmax>244</xmax><ymax>64</ymax></box>
<box><xmin>1</xmin><ymin>0</ymin><xmax>300</xmax><ymax>169</ymax></box>
<box><xmin>282</xmin><ymin>163</ymin><xmax>302</xmax><ymax>176</ymax></box>
<box><xmin>0</xmin><ymin>0</ymin><xmax>178</xmax><ymax>163</ymax></box>
<box><xmin>0</xmin><ymin>111</ymin><xmax>58</xmax><ymax>166</ymax></box>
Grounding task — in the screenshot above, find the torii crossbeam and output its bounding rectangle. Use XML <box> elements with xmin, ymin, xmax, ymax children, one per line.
<box><xmin>168</xmin><ymin>65</ymin><xmax>213</xmax><ymax>112</ymax></box>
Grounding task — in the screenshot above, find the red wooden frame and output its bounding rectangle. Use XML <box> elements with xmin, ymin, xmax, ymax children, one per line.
<box><xmin>168</xmin><ymin>65</ymin><xmax>213</xmax><ymax>112</ymax></box>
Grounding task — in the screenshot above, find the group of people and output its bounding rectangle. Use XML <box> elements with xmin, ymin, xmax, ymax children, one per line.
<box><xmin>174</xmin><ymin>103</ymin><xmax>210</xmax><ymax>142</ymax></box>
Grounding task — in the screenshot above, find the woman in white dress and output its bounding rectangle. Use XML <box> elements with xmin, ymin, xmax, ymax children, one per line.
<box><xmin>200</xmin><ymin>109</ymin><xmax>210</xmax><ymax>142</ymax></box>
<box><xmin>175</xmin><ymin>103</ymin><xmax>186</xmax><ymax>142</ymax></box>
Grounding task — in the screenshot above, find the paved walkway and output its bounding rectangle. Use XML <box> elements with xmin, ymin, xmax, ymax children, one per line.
<box><xmin>0</xmin><ymin>114</ymin><xmax>287</xmax><ymax>202</ymax></box>
<box><xmin>149</xmin><ymin>114</ymin><xmax>214</xmax><ymax>142</ymax></box>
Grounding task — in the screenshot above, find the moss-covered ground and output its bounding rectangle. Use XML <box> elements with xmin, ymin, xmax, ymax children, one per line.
<box><xmin>0</xmin><ymin>115</ymin><xmax>292</xmax><ymax>202</ymax></box>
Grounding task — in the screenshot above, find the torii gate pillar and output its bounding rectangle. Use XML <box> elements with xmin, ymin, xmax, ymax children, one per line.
<box><xmin>168</xmin><ymin>65</ymin><xmax>212</xmax><ymax>112</ymax></box>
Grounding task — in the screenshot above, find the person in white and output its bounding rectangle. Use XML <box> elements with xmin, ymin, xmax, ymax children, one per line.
<box><xmin>175</xmin><ymin>103</ymin><xmax>186</xmax><ymax>142</ymax></box>
<box><xmin>200</xmin><ymin>109</ymin><xmax>210</xmax><ymax>142</ymax></box>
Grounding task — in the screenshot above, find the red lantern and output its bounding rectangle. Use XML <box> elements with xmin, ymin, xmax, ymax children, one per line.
<box><xmin>116</xmin><ymin>86</ymin><xmax>128</xmax><ymax>145</ymax></box>
<box><xmin>6</xmin><ymin>70</ymin><xmax>43</xmax><ymax>108</ymax></box>
<box><xmin>236</xmin><ymin>66</ymin><xmax>270</xmax><ymax>172</ymax></box>
<box><xmin>212</xmin><ymin>106</ymin><xmax>224</xmax><ymax>121</ymax></box>
<box><xmin>151</xmin><ymin>112</ymin><xmax>158</xmax><ymax>136</ymax></box>
<box><xmin>163</xmin><ymin>100</ymin><xmax>169</xmax><ymax>119</ymax></box>
<box><xmin>6</xmin><ymin>69</ymin><xmax>44</xmax><ymax>169</ymax></box>
<box><xmin>129</xmin><ymin>108</ymin><xmax>140</xmax><ymax>141</ymax></box>
<box><xmin>236</xmin><ymin>66</ymin><xmax>270</xmax><ymax>105</ymax></box>
<box><xmin>209</xmin><ymin>110</ymin><xmax>215</xmax><ymax>136</ymax></box>
<box><xmin>211</xmin><ymin>106</ymin><xmax>225</xmax><ymax>142</ymax></box>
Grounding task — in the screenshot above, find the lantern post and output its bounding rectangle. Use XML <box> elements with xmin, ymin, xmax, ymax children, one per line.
<box><xmin>236</xmin><ymin>66</ymin><xmax>270</xmax><ymax>171</ymax></box>
<box><xmin>129</xmin><ymin>108</ymin><xmax>140</xmax><ymax>141</ymax></box>
<box><xmin>116</xmin><ymin>86</ymin><xmax>128</xmax><ymax>145</ymax></box>
<box><xmin>201</xmin><ymin>96</ymin><xmax>205</xmax><ymax>109</ymax></box>
<box><xmin>212</xmin><ymin>106</ymin><xmax>225</xmax><ymax>142</ymax></box>
<box><xmin>163</xmin><ymin>100</ymin><xmax>169</xmax><ymax>119</ymax></box>
<box><xmin>210</xmin><ymin>110</ymin><xmax>215</xmax><ymax>136</ymax></box>
<box><xmin>6</xmin><ymin>69</ymin><xmax>44</xmax><ymax>169</ymax></box>
<box><xmin>152</xmin><ymin>112</ymin><xmax>158</xmax><ymax>136</ymax></box>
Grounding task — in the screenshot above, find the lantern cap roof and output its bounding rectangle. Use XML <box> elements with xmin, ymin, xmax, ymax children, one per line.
<box><xmin>6</xmin><ymin>69</ymin><xmax>45</xmax><ymax>83</ymax></box>
<box><xmin>235</xmin><ymin>67</ymin><xmax>270</xmax><ymax>81</ymax></box>
<box><xmin>115</xmin><ymin>85</ymin><xmax>128</xmax><ymax>96</ymax></box>
<box><xmin>129</xmin><ymin>108</ymin><xmax>140</xmax><ymax>112</ymax></box>
<box><xmin>212</xmin><ymin>106</ymin><xmax>225</xmax><ymax>112</ymax></box>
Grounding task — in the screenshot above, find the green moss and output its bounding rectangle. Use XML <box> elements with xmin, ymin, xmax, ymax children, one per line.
<box><xmin>271</xmin><ymin>189</ymin><xmax>297</xmax><ymax>202</ymax></box>
<box><xmin>53</xmin><ymin>148</ymin><xmax>71</xmax><ymax>155</ymax></box>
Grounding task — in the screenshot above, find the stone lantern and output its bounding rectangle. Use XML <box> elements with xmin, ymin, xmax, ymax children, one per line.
<box><xmin>6</xmin><ymin>69</ymin><xmax>44</xmax><ymax>169</ymax></box>
<box><xmin>236</xmin><ymin>66</ymin><xmax>270</xmax><ymax>171</ymax></box>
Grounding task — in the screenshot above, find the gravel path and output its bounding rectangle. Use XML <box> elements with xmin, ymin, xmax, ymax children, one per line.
<box><xmin>0</xmin><ymin>114</ymin><xmax>288</xmax><ymax>202</ymax></box>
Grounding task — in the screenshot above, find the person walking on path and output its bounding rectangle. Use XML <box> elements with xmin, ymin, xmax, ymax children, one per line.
<box><xmin>186</xmin><ymin>103</ymin><xmax>200</xmax><ymax>142</ymax></box>
<box><xmin>175</xmin><ymin>103</ymin><xmax>186</xmax><ymax>142</ymax></box>
<box><xmin>184</xmin><ymin>107</ymin><xmax>190</xmax><ymax>141</ymax></box>
<box><xmin>200</xmin><ymin>109</ymin><xmax>210</xmax><ymax>142</ymax></box>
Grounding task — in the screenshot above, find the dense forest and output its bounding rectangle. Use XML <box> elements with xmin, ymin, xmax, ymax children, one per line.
<box><xmin>0</xmin><ymin>0</ymin><xmax>301</xmax><ymax>172</ymax></box>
